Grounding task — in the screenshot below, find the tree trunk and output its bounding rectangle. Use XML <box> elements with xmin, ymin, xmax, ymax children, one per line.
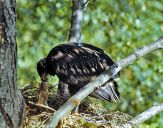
<box><xmin>0</xmin><ymin>0</ymin><xmax>25</xmax><ymax>128</ymax></box>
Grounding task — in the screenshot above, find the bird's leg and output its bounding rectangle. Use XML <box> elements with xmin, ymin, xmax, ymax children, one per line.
<box><xmin>37</xmin><ymin>81</ymin><xmax>49</xmax><ymax>106</ymax></box>
<box><xmin>58</xmin><ymin>81</ymin><xmax>81</xmax><ymax>113</ymax></box>
<box><xmin>57</xmin><ymin>81</ymin><xmax>70</xmax><ymax>95</ymax></box>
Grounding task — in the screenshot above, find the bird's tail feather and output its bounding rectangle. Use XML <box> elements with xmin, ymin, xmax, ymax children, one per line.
<box><xmin>90</xmin><ymin>80</ymin><xmax>120</xmax><ymax>102</ymax></box>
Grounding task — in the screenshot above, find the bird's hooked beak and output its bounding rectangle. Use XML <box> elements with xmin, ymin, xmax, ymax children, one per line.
<box><xmin>41</xmin><ymin>72</ymin><xmax>48</xmax><ymax>82</ymax></box>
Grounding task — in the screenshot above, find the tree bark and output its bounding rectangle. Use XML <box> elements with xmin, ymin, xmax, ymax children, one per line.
<box><xmin>0</xmin><ymin>0</ymin><xmax>25</xmax><ymax>128</ymax></box>
<box><xmin>68</xmin><ymin>0</ymin><xmax>87</xmax><ymax>44</ymax></box>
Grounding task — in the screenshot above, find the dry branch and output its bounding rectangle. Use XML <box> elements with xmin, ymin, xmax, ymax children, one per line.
<box><xmin>47</xmin><ymin>37</ymin><xmax>163</xmax><ymax>127</ymax></box>
<box><xmin>116</xmin><ymin>103</ymin><xmax>163</xmax><ymax>128</ymax></box>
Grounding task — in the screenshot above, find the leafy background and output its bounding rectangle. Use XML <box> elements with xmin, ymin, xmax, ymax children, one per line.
<box><xmin>16</xmin><ymin>0</ymin><xmax>163</xmax><ymax>127</ymax></box>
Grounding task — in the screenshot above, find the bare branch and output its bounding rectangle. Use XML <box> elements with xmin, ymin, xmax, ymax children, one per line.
<box><xmin>46</xmin><ymin>37</ymin><xmax>163</xmax><ymax>127</ymax></box>
<box><xmin>68</xmin><ymin>0</ymin><xmax>88</xmax><ymax>43</ymax></box>
<box><xmin>130</xmin><ymin>103</ymin><xmax>163</xmax><ymax>124</ymax></box>
<box><xmin>116</xmin><ymin>103</ymin><xmax>163</xmax><ymax>128</ymax></box>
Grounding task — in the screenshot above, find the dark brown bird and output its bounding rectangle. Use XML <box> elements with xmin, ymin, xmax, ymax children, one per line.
<box><xmin>37</xmin><ymin>43</ymin><xmax>120</xmax><ymax>103</ymax></box>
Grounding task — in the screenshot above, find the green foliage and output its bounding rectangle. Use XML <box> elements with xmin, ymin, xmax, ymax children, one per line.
<box><xmin>17</xmin><ymin>0</ymin><xmax>163</xmax><ymax>126</ymax></box>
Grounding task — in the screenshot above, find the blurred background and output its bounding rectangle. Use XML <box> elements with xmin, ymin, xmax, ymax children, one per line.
<box><xmin>16</xmin><ymin>0</ymin><xmax>163</xmax><ymax>127</ymax></box>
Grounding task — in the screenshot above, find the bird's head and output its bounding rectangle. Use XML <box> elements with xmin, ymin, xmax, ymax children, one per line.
<box><xmin>37</xmin><ymin>58</ymin><xmax>48</xmax><ymax>81</ymax></box>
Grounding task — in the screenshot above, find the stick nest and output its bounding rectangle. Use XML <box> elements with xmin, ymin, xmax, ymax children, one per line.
<box><xmin>21</xmin><ymin>83</ymin><xmax>139</xmax><ymax>128</ymax></box>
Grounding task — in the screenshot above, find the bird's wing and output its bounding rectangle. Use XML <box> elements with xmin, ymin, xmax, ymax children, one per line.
<box><xmin>90</xmin><ymin>80</ymin><xmax>120</xmax><ymax>102</ymax></box>
<box><xmin>46</xmin><ymin>43</ymin><xmax>120</xmax><ymax>102</ymax></box>
<box><xmin>47</xmin><ymin>44</ymin><xmax>111</xmax><ymax>83</ymax></box>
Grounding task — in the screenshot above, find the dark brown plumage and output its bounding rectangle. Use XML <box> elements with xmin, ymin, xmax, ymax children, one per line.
<box><xmin>37</xmin><ymin>43</ymin><xmax>120</xmax><ymax>102</ymax></box>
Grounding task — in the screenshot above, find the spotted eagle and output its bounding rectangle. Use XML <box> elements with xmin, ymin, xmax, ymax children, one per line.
<box><xmin>37</xmin><ymin>43</ymin><xmax>120</xmax><ymax>102</ymax></box>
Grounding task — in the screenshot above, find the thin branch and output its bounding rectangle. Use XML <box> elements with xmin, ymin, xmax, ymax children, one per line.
<box><xmin>116</xmin><ymin>103</ymin><xmax>163</xmax><ymax>128</ymax></box>
<box><xmin>130</xmin><ymin>103</ymin><xmax>163</xmax><ymax>124</ymax></box>
<box><xmin>68</xmin><ymin>0</ymin><xmax>88</xmax><ymax>43</ymax></box>
<box><xmin>28</xmin><ymin>101</ymin><xmax>55</xmax><ymax>113</ymax></box>
<box><xmin>46</xmin><ymin>37</ymin><xmax>163</xmax><ymax>127</ymax></box>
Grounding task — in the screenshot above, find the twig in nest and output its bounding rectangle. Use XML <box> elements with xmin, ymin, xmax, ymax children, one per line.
<box><xmin>28</xmin><ymin>101</ymin><xmax>55</xmax><ymax>113</ymax></box>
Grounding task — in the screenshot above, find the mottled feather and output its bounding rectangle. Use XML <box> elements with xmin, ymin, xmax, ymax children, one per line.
<box><xmin>39</xmin><ymin>43</ymin><xmax>120</xmax><ymax>102</ymax></box>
